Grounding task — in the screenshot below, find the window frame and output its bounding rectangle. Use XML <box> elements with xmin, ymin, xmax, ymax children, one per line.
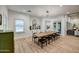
<box><xmin>14</xmin><ymin>19</ymin><xmax>25</xmax><ymax>33</ymax></box>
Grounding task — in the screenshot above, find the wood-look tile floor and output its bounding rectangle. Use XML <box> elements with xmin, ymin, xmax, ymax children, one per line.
<box><xmin>14</xmin><ymin>35</ymin><xmax>79</xmax><ymax>53</ymax></box>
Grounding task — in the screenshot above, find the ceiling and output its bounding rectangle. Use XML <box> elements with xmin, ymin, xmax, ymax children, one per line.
<box><xmin>7</xmin><ymin>5</ymin><xmax>79</xmax><ymax>17</ymax></box>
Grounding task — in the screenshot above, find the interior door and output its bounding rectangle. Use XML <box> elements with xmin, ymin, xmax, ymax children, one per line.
<box><xmin>58</xmin><ymin>22</ymin><xmax>61</xmax><ymax>34</ymax></box>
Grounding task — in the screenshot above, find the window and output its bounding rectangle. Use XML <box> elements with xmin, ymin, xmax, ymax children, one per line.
<box><xmin>15</xmin><ymin>19</ymin><xmax>24</xmax><ymax>32</ymax></box>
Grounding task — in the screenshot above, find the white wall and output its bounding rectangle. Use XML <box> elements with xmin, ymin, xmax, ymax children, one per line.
<box><xmin>41</xmin><ymin>17</ymin><xmax>62</xmax><ymax>32</ymax></box>
<box><xmin>0</xmin><ymin>6</ymin><xmax>8</xmax><ymax>31</ymax></box>
<box><xmin>30</xmin><ymin>16</ymin><xmax>42</xmax><ymax>33</ymax></box>
<box><xmin>30</xmin><ymin>16</ymin><xmax>41</xmax><ymax>26</ymax></box>
<box><xmin>41</xmin><ymin>16</ymin><xmax>67</xmax><ymax>35</ymax></box>
<box><xmin>70</xmin><ymin>15</ymin><xmax>79</xmax><ymax>29</ymax></box>
<box><xmin>61</xmin><ymin>16</ymin><xmax>67</xmax><ymax>35</ymax></box>
<box><xmin>0</xmin><ymin>6</ymin><xmax>68</xmax><ymax>39</ymax></box>
<box><xmin>8</xmin><ymin>10</ymin><xmax>42</xmax><ymax>39</ymax></box>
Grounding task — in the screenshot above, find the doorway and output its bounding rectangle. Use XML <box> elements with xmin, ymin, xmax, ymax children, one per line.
<box><xmin>53</xmin><ymin>22</ymin><xmax>61</xmax><ymax>34</ymax></box>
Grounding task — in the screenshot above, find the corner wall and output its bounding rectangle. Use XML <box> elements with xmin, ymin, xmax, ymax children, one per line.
<box><xmin>0</xmin><ymin>6</ymin><xmax>8</xmax><ymax>31</ymax></box>
<box><xmin>8</xmin><ymin>10</ymin><xmax>42</xmax><ymax>39</ymax></box>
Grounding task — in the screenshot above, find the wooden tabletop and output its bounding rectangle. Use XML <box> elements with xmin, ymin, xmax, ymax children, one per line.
<box><xmin>34</xmin><ymin>31</ymin><xmax>56</xmax><ymax>38</ymax></box>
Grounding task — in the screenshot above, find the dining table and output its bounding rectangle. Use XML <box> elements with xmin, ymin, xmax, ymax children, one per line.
<box><xmin>34</xmin><ymin>31</ymin><xmax>56</xmax><ymax>38</ymax></box>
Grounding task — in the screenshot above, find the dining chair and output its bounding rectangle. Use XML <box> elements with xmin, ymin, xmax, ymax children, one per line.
<box><xmin>38</xmin><ymin>37</ymin><xmax>47</xmax><ymax>48</ymax></box>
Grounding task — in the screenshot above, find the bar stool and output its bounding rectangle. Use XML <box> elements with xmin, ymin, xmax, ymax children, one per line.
<box><xmin>52</xmin><ymin>33</ymin><xmax>56</xmax><ymax>41</ymax></box>
<box><xmin>46</xmin><ymin>35</ymin><xmax>52</xmax><ymax>44</ymax></box>
<box><xmin>38</xmin><ymin>37</ymin><xmax>47</xmax><ymax>48</ymax></box>
<box><xmin>32</xmin><ymin>33</ymin><xmax>38</xmax><ymax>42</ymax></box>
<box><xmin>54</xmin><ymin>33</ymin><xmax>60</xmax><ymax>40</ymax></box>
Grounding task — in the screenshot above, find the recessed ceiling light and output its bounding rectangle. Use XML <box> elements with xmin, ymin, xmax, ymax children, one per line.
<box><xmin>27</xmin><ymin>10</ymin><xmax>31</xmax><ymax>12</ymax></box>
<box><xmin>46</xmin><ymin>10</ymin><xmax>49</xmax><ymax>13</ymax></box>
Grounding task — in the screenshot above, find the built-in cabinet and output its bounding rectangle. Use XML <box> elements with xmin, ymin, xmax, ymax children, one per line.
<box><xmin>0</xmin><ymin>31</ymin><xmax>14</xmax><ymax>53</ymax></box>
